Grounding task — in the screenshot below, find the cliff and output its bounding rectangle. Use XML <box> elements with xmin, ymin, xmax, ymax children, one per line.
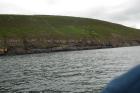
<box><xmin>0</xmin><ymin>15</ymin><xmax>140</xmax><ymax>55</ymax></box>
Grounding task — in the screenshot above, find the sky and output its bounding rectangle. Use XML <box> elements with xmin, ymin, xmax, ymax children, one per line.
<box><xmin>0</xmin><ymin>0</ymin><xmax>140</xmax><ymax>29</ymax></box>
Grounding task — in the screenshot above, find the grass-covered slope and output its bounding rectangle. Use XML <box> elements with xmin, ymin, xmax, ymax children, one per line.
<box><xmin>0</xmin><ymin>15</ymin><xmax>140</xmax><ymax>54</ymax></box>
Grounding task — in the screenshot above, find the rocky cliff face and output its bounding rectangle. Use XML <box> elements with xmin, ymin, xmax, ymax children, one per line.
<box><xmin>0</xmin><ymin>38</ymin><xmax>140</xmax><ymax>55</ymax></box>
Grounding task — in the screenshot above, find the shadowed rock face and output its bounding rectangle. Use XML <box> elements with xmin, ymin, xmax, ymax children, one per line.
<box><xmin>0</xmin><ymin>38</ymin><xmax>140</xmax><ymax>55</ymax></box>
<box><xmin>101</xmin><ymin>65</ymin><xmax>140</xmax><ymax>93</ymax></box>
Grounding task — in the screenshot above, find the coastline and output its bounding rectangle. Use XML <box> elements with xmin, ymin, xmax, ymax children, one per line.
<box><xmin>1</xmin><ymin>40</ymin><xmax>140</xmax><ymax>56</ymax></box>
<box><xmin>0</xmin><ymin>15</ymin><xmax>140</xmax><ymax>56</ymax></box>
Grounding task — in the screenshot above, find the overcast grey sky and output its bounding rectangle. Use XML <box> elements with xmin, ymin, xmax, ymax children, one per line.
<box><xmin>0</xmin><ymin>0</ymin><xmax>140</xmax><ymax>29</ymax></box>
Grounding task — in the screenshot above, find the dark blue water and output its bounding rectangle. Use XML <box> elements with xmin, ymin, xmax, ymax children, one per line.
<box><xmin>0</xmin><ymin>46</ymin><xmax>140</xmax><ymax>93</ymax></box>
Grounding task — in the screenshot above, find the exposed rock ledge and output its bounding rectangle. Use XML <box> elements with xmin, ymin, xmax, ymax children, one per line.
<box><xmin>0</xmin><ymin>39</ymin><xmax>140</xmax><ymax>55</ymax></box>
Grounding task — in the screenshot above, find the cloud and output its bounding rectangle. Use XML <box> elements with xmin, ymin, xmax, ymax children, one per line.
<box><xmin>105</xmin><ymin>0</ymin><xmax>140</xmax><ymax>28</ymax></box>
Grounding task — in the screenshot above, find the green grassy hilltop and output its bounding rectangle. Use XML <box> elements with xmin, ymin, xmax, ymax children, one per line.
<box><xmin>0</xmin><ymin>15</ymin><xmax>140</xmax><ymax>54</ymax></box>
